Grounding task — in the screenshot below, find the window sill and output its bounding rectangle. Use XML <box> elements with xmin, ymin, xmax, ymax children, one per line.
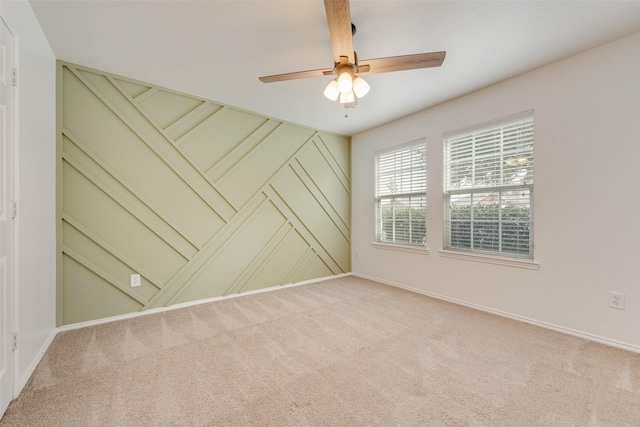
<box><xmin>372</xmin><ymin>242</ymin><xmax>430</xmax><ymax>255</ymax></box>
<box><xmin>438</xmin><ymin>250</ymin><xmax>539</xmax><ymax>270</ymax></box>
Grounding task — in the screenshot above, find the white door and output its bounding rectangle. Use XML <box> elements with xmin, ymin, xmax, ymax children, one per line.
<box><xmin>0</xmin><ymin>16</ymin><xmax>15</xmax><ymax>418</ymax></box>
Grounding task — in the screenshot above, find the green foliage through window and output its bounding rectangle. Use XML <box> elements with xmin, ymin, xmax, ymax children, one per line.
<box><xmin>375</xmin><ymin>140</ymin><xmax>427</xmax><ymax>246</ymax></box>
<box><xmin>378</xmin><ymin>198</ymin><xmax>426</xmax><ymax>245</ymax></box>
<box><xmin>448</xmin><ymin>203</ymin><xmax>530</xmax><ymax>255</ymax></box>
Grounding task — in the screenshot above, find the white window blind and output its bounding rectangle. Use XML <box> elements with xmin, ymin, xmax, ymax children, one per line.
<box><xmin>375</xmin><ymin>140</ymin><xmax>426</xmax><ymax>246</ymax></box>
<box><xmin>444</xmin><ymin>112</ymin><xmax>534</xmax><ymax>258</ymax></box>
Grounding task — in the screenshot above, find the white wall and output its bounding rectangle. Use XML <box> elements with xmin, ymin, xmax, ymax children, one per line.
<box><xmin>352</xmin><ymin>32</ymin><xmax>640</xmax><ymax>350</ymax></box>
<box><xmin>0</xmin><ymin>0</ymin><xmax>56</xmax><ymax>391</ymax></box>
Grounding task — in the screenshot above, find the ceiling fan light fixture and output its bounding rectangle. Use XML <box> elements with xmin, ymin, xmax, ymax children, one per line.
<box><xmin>323</xmin><ymin>79</ymin><xmax>340</xmax><ymax>101</ymax></box>
<box><xmin>337</xmin><ymin>67</ymin><xmax>353</xmax><ymax>93</ymax></box>
<box><xmin>353</xmin><ymin>76</ymin><xmax>370</xmax><ymax>98</ymax></box>
<box><xmin>339</xmin><ymin>90</ymin><xmax>355</xmax><ymax>104</ymax></box>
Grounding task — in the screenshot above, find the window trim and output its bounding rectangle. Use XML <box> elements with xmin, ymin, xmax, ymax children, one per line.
<box><xmin>443</xmin><ymin>111</ymin><xmax>534</xmax><ymax>260</ymax></box>
<box><xmin>438</xmin><ymin>249</ymin><xmax>539</xmax><ymax>269</ymax></box>
<box><xmin>374</xmin><ymin>138</ymin><xmax>427</xmax><ymax>247</ymax></box>
<box><xmin>372</xmin><ymin>241</ymin><xmax>430</xmax><ymax>255</ymax></box>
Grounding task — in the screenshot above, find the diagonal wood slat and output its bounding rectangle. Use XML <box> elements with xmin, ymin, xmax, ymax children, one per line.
<box><xmin>63</xmin><ymin>214</ymin><xmax>166</xmax><ymax>291</ymax></box>
<box><xmin>62</xmin><ymin>130</ymin><xmax>199</xmax><ymax>259</ymax></box>
<box><xmin>62</xmin><ymin>246</ymin><xmax>149</xmax><ymax>306</ymax></box>
<box><xmin>65</xmin><ymin>66</ymin><xmax>233</xmax><ymax>223</ymax></box>
<box><xmin>58</xmin><ymin>61</ymin><xmax>351</xmax><ymax>325</ymax></box>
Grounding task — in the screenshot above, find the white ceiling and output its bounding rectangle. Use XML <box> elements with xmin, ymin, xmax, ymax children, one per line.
<box><xmin>29</xmin><ymin>0</ymin><xmax>640</xmax><ymax>136</ymax></box>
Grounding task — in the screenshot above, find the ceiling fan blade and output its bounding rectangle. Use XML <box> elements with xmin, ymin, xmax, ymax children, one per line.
<box><xmin>259</xmin><ymin>67</ymin><xmax>334</xmax><ymax>83</ymax></box>
<box><xmin>324</xmin><ymin>0</ymin><xmax>355</xmax><ymax>64</ymax></box>
<box><xmin>358</xmin><ymin>51</ymin><xmax>446</xmax><ymax>75</ymax></box>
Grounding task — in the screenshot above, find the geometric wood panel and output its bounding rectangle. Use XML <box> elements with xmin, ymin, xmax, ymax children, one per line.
<box><xmin>57</xmin><ymin>62</ymin><xmax>351</xmax><ymax>325</ymax></box>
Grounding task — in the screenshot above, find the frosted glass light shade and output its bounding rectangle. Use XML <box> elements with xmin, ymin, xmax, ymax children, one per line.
<box><xmin>339</xmin><ymin>90</ymin><xmax>355</xmax><ymax>104</ymax></box>
<box><xmin>323</xmin><ymin>80</ymin><xmax>339</xmax><ymax>101</ymax></box>
<box><xmin>353</xmin><ymin>76</ymin><xmax>370</xmax><ymax>98</ymax></box>
<box><xmin>337</xmin><ymin>70</ymin><xmax>353</xmax><ymax>93</ymax></box>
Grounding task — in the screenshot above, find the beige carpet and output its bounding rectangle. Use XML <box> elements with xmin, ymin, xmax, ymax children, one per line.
<box><xmin>2</xmin><ymin>276</ymin><xmax>639</xmax><ymax>426</ymax></box>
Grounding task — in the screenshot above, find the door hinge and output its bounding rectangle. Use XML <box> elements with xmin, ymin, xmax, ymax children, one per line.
<box><xmin>11</xmin><ymin>68</ymin><xmax>18</xmax><ymax>87</ymax></box>
<box><xmin>12</xmin><ymin>333</ymin><xmax>18</xmax><ymax>351</ymax></box>
<box><xmin>12</xmin><ymin>201</ymin><xmax>17</xmax><ymax>219</ymax></box>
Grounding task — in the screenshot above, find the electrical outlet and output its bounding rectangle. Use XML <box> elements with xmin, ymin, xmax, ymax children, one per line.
<box><xmin>131</xmin><ymin>274</ymin><xmax>141</xmax><ymax>288</ymax></box>
<box><xmin>608</xmin><ymin>291</ymin><xmax>625</xmax><ymax>310</ymax></box>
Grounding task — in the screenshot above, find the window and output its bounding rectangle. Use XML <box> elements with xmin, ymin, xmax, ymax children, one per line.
<box><xmin>443</xmin><ymin>112</ymin><xmax>533</xmax><ymax>259</ymax></box>
<box><xmin>375</xmin><ymin>139</ymin><xmax>427</xmax><ymax>246</ymax></box>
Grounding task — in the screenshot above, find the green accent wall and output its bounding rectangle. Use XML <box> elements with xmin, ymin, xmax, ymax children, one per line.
<box><xmin>57</xmin><ymin>62</ymin><xmax>351</xmax><ymax>326</ymax></box>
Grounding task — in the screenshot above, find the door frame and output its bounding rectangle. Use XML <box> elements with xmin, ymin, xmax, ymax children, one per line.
<box><xmin>0</xmin><ymin>13</ymin><xmax>18</xmax><ymax>417</ymax></box>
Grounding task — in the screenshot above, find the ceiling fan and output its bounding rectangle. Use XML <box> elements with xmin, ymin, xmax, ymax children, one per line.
<box><xmin>259</xmin><ymin>0</ymin><xmax>446</xmax><ymax>117</ymax></box>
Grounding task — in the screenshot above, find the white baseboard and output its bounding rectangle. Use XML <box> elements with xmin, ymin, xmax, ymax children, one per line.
<box><xmin>16</xmin><ymin>327</ymin><xmax>58</xmax><ymax>395</ymax></box>
<box><xmin>58</xmin><ymin>273</ymin><xmax>351</xmax><ymax>333</ymax></box>
<box><xmin>352</xmin><ymin>272</ymin><xmax>640</xmax><ymax>354</ymax></box>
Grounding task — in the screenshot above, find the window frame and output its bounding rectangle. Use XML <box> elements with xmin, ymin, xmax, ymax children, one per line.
<box><xmin>374</xmin><ymin>138</ymin><xmax>427</xmax><ymax>249</ymax></box>
<box><xmin>442</xmin><ymin>111</ymin><xmax>535</xmax><ymax>261</ymax></box>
